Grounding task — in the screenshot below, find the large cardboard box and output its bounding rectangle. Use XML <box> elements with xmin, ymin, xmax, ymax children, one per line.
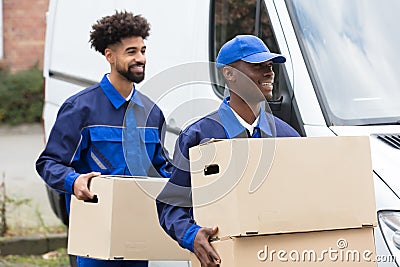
<box><xmin>190</xmin><ymin>136</ymin><xmax>376</xmax><ymax>237</ymax></box>
<box><xmin>191</xmin><ymin>227</ymin><xmax>377</xmax><ymax>267</ymax></box>
<box><xmin>68</xmin><ymin>176</ymin><xmax>189</xmax><ymax>261</ymax></box>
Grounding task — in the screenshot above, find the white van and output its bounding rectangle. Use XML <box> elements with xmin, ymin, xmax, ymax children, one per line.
<box><xmin>43</xmin><ymin>0</ymin><xmax>400</xmax><ymax>266</ymax></box>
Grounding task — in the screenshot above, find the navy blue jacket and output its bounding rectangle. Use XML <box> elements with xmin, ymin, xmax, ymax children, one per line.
<box><xmin>36</xmin><ymin>74</ymin><xmax>170</xmax><ymax>210</ymax></box>
<box><xmin>157</xmin><ymin>98</ymin><xmax>300</xmax><ymax>252</ymax></box>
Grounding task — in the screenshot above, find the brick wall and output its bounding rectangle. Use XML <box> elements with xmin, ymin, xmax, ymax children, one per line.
<box><xmin>2</xmin><ymin>0</ymin><xmax>49</xmax><ymax>72</ymax></box>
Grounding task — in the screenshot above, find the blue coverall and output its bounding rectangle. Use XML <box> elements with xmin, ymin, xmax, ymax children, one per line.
<box><xmin>156</xmin><ymin>97</ymin><xmax>300</xmax><ymax>252</ymax></box>
<box><xmin>36</xmin><ymin>74</ymin><xmax>171</xmax><ymax>267</ymax></box>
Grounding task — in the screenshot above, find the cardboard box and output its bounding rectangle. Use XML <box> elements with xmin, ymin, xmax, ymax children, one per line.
<box><xmin>68</xmin><ymin>176</ymin><xmax>189</xmax><ymax>260</ymax></box>
<box><xmin>190</xmin><ymin>136</ymin><xmax>376</xmax><ymax>237</ymax></box>
<box><xmin>191</xmin><ymin>227</ymin><xmax>377</xmax><ymax>266</ymax></box>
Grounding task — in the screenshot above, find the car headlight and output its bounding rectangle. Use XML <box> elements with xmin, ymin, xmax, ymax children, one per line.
<box><xmin>378</xmin><ymin>210</ymin><xmax>400</xmax><ymax>265</ymax></box>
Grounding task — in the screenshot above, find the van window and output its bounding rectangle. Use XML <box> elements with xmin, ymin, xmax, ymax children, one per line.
<box><xmin>212</xmin><ymin>0</ymin><xmax>281</xmax><ymax>99</ymax></box>
<box><xmin>287</xmin><ymin>0</ymin><xmax>400</xmax><ymax>125</ymax></box>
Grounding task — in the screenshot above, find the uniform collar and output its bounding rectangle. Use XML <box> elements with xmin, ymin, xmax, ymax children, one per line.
<box><xmin>99</xmin><ymin>74</ymin><xmax>144</xmax><ymax>109</ymax></box>
<box><xmin>218</xmin><ymin>97</ymin><xmax>273</xmax><ymax>138</ymax></box>
<box><xmin>129</xmin><ymin>87</ymin><xmax>144</xmax><ymax>108</ymax></box>
<box><xmin>231</xmin><ymin>107</ymin><xmax>259</xmax><ymax>135</ymax></box>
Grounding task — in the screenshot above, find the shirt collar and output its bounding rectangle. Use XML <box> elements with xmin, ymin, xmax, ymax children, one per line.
<box><xmin>230</xmin><ymin>105</ymin><xmax>259</xmax><ymax>135</ymax></box>
<box><xmin>99</xmin><ymin>74</ymin><xmax>143</xmax><ymax>109</ymax></box>
<box><xmin>125</xmin><ymin>89</ymin><xmax>134</xmax><ymax>101</ymax></box>
<box><xmin>218</xmin><ymin>97</ymin><xmax>273</xmax><ymax>138</ymax></box>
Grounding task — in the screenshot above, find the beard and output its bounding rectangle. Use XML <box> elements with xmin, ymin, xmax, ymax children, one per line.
<box><xmin>116</xmin><ymin>61</ymin><xmax>145</xmax><ymax>84</ymax></box>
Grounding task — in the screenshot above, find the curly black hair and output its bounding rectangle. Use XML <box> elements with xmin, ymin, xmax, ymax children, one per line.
<box><xmin>89</xmin><ymin>10</ymin><xmax>150</xmax><ymax>55</ymax></box>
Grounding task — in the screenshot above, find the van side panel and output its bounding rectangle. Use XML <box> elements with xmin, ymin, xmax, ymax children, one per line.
<box><xmin>43</xmin><ymin>0</ymin><xmax>220</xmax><ymax>146</ymax></box>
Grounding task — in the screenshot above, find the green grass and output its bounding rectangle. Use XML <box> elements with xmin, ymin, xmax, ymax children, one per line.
<box><xmin>0</xmin><ymin>225</ymin><xmax>69</xmax><ymax>266</ymax></box>
<box><xmin>0</xmin><ymin>248</ymin><xmax>70</xmax><ymax>267</ymax></box>
<box><xmin>4</xmin><ymin>225</ymin><xmax>67</xmax><ymax>238</ymax></box>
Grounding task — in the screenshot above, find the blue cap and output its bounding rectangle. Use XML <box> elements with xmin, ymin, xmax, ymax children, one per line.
<box><xmin>216</xmin><ymin>35</ymin><xmax>286</xmax><ymax>68</ymax></box>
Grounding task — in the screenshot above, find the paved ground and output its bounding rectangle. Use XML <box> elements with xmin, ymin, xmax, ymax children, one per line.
<box><xmin>0</xmin><ymin>124</ymin><xmax>190</xmax><ymax>267</ymax></box>
<box><xmin>0</xmin><ymin>123</ymin><xmax>62</xmax><ymax>231</ymax></box>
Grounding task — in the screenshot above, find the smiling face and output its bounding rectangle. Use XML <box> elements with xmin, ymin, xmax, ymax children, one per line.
<box><xmin>107</xmin><ymin>36</ymin><xmax>147</xmax><ymax>84</ymax></box>
<box><xmin>226</xmin><ymin>60</ymin><xmax>276</xmax><ymax>103</ymax></box>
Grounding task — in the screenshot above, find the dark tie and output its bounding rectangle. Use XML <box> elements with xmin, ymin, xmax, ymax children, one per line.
<box><xmin>252</xmin><ymin>127</ymin><xmax>261</xmax><ymax>138</ymax></box>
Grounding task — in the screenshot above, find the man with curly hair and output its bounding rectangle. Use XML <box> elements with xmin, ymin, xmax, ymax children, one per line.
<box><xmin>36</xmin><ymin>11</ymin><xmax>170</xmax><ymax>267</ymax></box>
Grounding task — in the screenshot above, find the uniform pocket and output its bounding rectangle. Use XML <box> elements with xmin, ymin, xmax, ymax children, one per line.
<box><xmin>88</xmin><ymin>127</ymin><xmax>125</xmax><ymax>173</ymax></box>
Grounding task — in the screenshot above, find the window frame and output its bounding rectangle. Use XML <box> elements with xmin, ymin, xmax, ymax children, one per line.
<box><xmin>209</xmin><ymin>0</ymin><xmax>283</xmax><ymax>100</ymax></box>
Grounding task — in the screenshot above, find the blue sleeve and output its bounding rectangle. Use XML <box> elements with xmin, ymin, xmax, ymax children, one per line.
<box><xmin>156</xmin><ymin>131</ymin><xmax>200</xmax><ymax>251</ymax></box>
<box><xmin>35</xmin><ymin>101</ymin><xmax>84</xmax><ymax>194</ymax></box>
<box><xmin>274</xmin><ymin>116</ymin><xmax>301</xmax><ymax>137</ymax></box>
<box><xmin>151</xmin><ymin>145</ymin><xmax>172</xmax><ymax>178</ymax></box>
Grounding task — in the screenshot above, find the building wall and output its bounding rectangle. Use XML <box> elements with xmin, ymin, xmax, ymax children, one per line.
<box><xmin>2</xmin><ymin>0</ymin><xmax>48</xmax><ymax>72</ymax></box>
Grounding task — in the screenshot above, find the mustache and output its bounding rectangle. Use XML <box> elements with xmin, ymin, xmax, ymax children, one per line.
<box><xmin>129</xmin><ymin>63</ymin><xmax>145</xmax><ymax>68</ymax></box>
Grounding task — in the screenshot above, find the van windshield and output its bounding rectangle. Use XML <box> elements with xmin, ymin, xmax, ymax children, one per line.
<box><xmin>286</xmin><ymin>0</ymin><xmax>400</xmax><ymax>125</ymax></box>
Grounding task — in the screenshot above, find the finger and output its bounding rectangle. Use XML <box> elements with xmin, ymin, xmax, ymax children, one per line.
<box><xmin>210</xmin><ymin>226</ymin><xmax>218</xmax><ymax>236</ymax></box>
<box><xmin>202</xmin><ymin>226</ymin><xmax>215</xmax><ymax>236</ymax></box>
<box><xmin>195</xmin><ymin>247</ymin><xmax>213</xmax><ymax>267</ymax></box>
<box><xmin>196</xmin><ymin>230</ymin><xmax>220</xmax><ymax>266</ymax></box>
<box><xmin>74</xmin><ymin>182</ymin><xmax>86</xmax><ymax>200</ymax></box>
<box><xmin>74</xmin><ymin>177</ymin><xmax>94</xmax><ymax>200</ymax></box>
<box><xmin>85</xmin><ymin>188</ymin><xmax>95</xmax><ymax>200</ymax></box>
<box><xmin>204</xmin><ymin>242</ymin><xmax>220</xmax><ymax>264</ymax></box>
<box><xmin>83</xmin><ymin>180</ymin><xmax>95</xmax><ymax>199</ymax></box>
<box><xmin>81</xmin><ymin>171</ymin><xmax>100</xmax><ymax>180</ymax></box>
<box><xmin>91</xmin><ymin>171</ymin><xmax>101</xmax><ymax>177</ymax></box>
<box><xmin>75</xmin><ymin>186</ymin><xmax>93</xmax><ymax>200</ymax></box>
<box><xmin>203</xmin><ymin>226</ymin><xmax>218</xmax><ymax>241</ymax></box>
<box><xmin>84</xmin><ymin>172</ymin><xmax>100</xmax><ymax>196</ymax></box>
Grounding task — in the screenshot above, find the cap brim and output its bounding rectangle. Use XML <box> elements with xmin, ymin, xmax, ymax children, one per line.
<box><xmin>216</xmin><ymin>62</ymin><xmax>226</xmax><ymax>69</ymax></box>
<box><xmin>242</xmin><ymin>52</ymin><xmax>286</xmax><ymax>64</ymax></box>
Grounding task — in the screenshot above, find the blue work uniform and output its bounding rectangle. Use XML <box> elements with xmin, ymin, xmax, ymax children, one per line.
<box><xmin>36</xmin><ymin>74</ymin><xmax>171</xmax><ymax>267</ymax></box>
<box><xmin>156</xmin><ymin>97</ymin><xmax>300</xmax><ymax>252</ymax></box>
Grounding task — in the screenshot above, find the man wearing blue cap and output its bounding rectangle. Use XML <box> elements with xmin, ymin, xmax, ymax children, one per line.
<box><xmin>157</xmin><ymin>35</ymin><xmax>300</xmax><ymax>266</ymax></box>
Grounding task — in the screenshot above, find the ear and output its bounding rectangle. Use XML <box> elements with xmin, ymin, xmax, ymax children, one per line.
<box><xmin>105</xmin><ymin>48</ymin><xmax>114</xmax><ymax>64</ymax></box>
<box><xmin>222</xmin><ymin>66</ymin><xmax>236</xmax><ymax>83</ymax></box>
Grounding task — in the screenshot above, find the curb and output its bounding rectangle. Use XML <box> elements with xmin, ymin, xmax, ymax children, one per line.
<box><xmin>0</xmin><ymin>233</ymin><xmax>67</xmax><ymax>256</ymax></box>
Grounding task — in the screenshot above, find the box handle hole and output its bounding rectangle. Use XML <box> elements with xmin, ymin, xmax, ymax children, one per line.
<box><xmin>84</xmin><ymin>195</ymin><xmax>98</xmax><ymax>203</ymax></box>
<box><xmin>204</xmin><ymin>164</ymin><xmax>220</xmax><ymax>176</ymax></box>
